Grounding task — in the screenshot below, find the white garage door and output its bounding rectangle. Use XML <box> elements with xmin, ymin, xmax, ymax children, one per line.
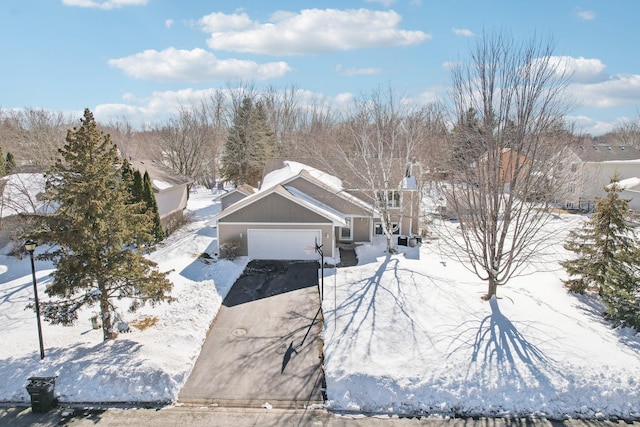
<box><xmin>248</xmin><ymin>229</ymin><xmax>322</xmax><ymax>260</ymax></box>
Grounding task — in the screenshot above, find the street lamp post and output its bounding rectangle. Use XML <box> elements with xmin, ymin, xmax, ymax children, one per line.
<box><xmin>24</xmin><ymin>240</ymin><xmax>45</xmax><ymax>360</ymax></box>
<box><xmin>315</xmin><ymin>238</ymin><xmax>324</xmax><ymax>301</ymax></box>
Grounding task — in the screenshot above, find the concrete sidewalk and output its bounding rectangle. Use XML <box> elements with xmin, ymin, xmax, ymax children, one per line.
<box><xmin>178</xmin><ymin>261</ymin><xmax>324</xmax><ymax>408</ymax></box>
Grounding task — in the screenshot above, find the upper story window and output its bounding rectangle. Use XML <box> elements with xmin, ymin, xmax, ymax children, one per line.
<box><xmin>377</xmin><ymin>190</ymin><xmax>400</xmax><ymax>208</ymax></box>
<box><xmin>570</xmin><ymin>163</ymin><xmax>578</xmax><ymax>173</ymax></box>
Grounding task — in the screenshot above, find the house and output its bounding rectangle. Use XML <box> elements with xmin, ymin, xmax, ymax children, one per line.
<box><xmin>557</xmin><ymin>145</ymin><xmax>640</xmax><ymax>210</ymax></box>
<box><xmin>129</xmin><ymin>160</ymin><xmax>193</xmax><ymax>234</ymax></box>
<box><xmin>613</xmin><ymin>177</ymin><xmax>640</xmax><ymax>211</ymax></box>
<box><xmin>213</xmin><ymin>159</ymin><xmax>422</xmax><ymax>261</ymax></box>
<box><xmin>218</xmin><ymin>184</ymin><xmax>257</xmax><ymax>211</ymax></box>
<box><xmin>0</xmin><ymin>167</ymin><xmax>52</xmax><ymax>248</ymax></box>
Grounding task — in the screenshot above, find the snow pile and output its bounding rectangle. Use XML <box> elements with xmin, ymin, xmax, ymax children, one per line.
<box><xmin>0</xmin><ymin>190</ymin><xmax>248</xmax><ymax>404</ymax></box>
<box><xmin>322</xmin><ymin>214</ymin><xmax>640</xmax><ymax>419</ymax></box>
<box><xmin>261</xmin><ymin>160</ymin><xmax>343</xmax><ymax>191</ymax></box>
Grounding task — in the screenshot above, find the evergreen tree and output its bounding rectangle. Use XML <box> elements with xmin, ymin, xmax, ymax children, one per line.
<box><xmin>219</xmin><ymin>97</ymin><xmax>278</xmax><ymax>187</ymax></box>
<box><xmin>35</xmin><ymin>109</ymin><xmax>173</xmax><ymax>341</ymax></box>
<box><xmin>143</xmin><ymin>171</ymin><xmax>165</xmax><ymax>242</ymax></box>
<box><xmin>561</xmin><ymin>175</ymin><xmax>640</xmax><ymax>329</ymax></box>
<box><xmin>120</xmin><ymin>158</ymin><xmax>135</xmax><ymax>196</ymax></box>
<box><xmin>131</xmin><ymin>169</ymin><xmax>144</xmax><ymax>204</ymax></box>
<box><xmin>0</xmin><ymin>146</ymin><xmax>5</xmax><ymax>176</ymax></box>
<box><xmin>5</xmin><ymin>152</ymin><xmax>16</xmax><ymax>174</ymax></box>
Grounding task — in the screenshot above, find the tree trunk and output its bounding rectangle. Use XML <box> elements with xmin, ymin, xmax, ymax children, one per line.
<box><xmin>484</xmin><ymin>276</ymin><xmax>498</xmax><ymax>300</ymax></box>
<box><xmin>100</xmin><ymin>289</ymin><xmax>114</xmax><ymax>341</ymax></box>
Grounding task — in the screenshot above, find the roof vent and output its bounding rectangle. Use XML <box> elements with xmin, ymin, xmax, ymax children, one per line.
<box><xmin>621</xmin><ymin>146</ymin><xmax>626</xmax><ymax>150</ymax></box>
<box><xmin>593</xmin><ymin>145</ymin><xmax>599</xmax><ymax>151</ymax></box>
<box><xmin>607</xmin><ymin>146</ymin><xmax>612</xmax><ymax>150</ymax></box>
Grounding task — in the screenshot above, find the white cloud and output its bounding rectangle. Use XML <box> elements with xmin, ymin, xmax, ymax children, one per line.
<box><xmin>452</xmin><ymin>28</ymin><xmax>475</xmax><ymax>37</ymax></box>
<box><xmin>548</xmin><ymin>56</ymin><xmax>607</xmax><ymax>84</ymax></box>
<box><xmin>568</xmin><ymin>74</ymin><xmax>640</xmax><ymax>109</ymax></box>
<box><xmin>61</xmin><ymin>0</ymin><xmax>147</xmax><ymax>10</ymax></box>
<box><xmin>165</xmin><ymin>19</ymin><xmax>174</xmax><ymax>29</ymax></box>
<box><xmin>198</xmin><ymin>12</ymin><xmax>254</xmax><ymax>32</ymax></box>
<box><xmin>364</xmin><ymin>0</ymin><xmax>396</xmax><ymax>7</ymax></box>
<box><xmin>108</xmin><ymin>47</ymin><xmax>291</xmax><ymax>82</ymax></box>
<box><xmin>566</xmin><ymin>115</ymin><xmax>616</xmax><ymax>136</ymax></box>
<box><xmin>336</xmin><ymin>65</ymin><xmax>382</xmax><ymax>77</ymax></box>
<box><xmin>202</xmin><ymin>8</ymin><xmax>431</xmax><ymax>55</ymax></box>
<box><xmin>575</xmin><ymin>8</ymin><xmax>596</xmax><ymax>21</ymax></box>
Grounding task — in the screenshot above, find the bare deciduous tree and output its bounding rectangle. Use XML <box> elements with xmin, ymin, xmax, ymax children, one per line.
<box><xmin>440</xmin><ymin>32</ymin><xmax>573</xmax><ymax>299</ymax></box>
<box><xmin>154</xmin><ymin>101</ymin><xmax>220</xmax><ymax>184</ymax></box>
<box><xmin>0</xmin><ymin>108</ymin><xmax>72</xmax><ymax>166</ymax></box>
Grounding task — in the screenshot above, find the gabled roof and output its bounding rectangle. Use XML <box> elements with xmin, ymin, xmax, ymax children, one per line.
<box><xmin>572</xmin><ymin>145</ymin><xmax>640</xmax><ymax>162</ymax></box>
<box><xmin>218</xmin><ymin>184</ymin><xmax>257</xmax><ymax>200</ymax></box>
<box><xmin>129</xmin><ymin>160</ymin><xmax>193</xmax><ymax>192</ymax></box>
<box><xmin>212</xmin><ymin>184</ymin><xmax>347</xmax><ymax>227</ymax></box>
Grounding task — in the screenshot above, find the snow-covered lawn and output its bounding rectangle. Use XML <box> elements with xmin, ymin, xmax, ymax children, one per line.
<box><xmin>323</xmin><ymin>215</ymin><xmax>640</xmax><ymax>419</ymax></box>
<box><xmin>2</xmin><ymin>192</ymin><xmax>640</xmax><ymax>420</ymax></box>
<box><xmin>0</xmin><ymin>190</ymin><xmax>248</xmax><ymax>404</ymax></box>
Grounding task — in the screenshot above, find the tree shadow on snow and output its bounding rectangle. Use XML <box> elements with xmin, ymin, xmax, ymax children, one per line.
<box><xmin>328</xmin><ymin>254</ymin><xmax>431</xmax><ymax>357</ymax></box>
<box><xmin>446</xmin><ymin>298</ymin><xmax>562</xmax><ymax>392</ymax></box>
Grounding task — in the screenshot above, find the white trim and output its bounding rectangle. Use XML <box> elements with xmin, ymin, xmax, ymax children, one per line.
<box><xmin>339</xmin><ymin>216</ymin><xmax>353</xmax><ymax>241</ymax></box>
<box><xmin>218</xmin><ymin>222</ymin><xmax>331</xmax><ymax>226</ymax></box>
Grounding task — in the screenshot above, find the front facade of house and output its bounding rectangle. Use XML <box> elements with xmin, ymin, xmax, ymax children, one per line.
<box><xmin>214</xmin><ymin>160</ymin><xmax>422</xmax><ymax>261</ymax></box>
<box><xmin>558</xmin><ymin>145</ymin><xmax>640</xmax><ymax>210</ymax></box>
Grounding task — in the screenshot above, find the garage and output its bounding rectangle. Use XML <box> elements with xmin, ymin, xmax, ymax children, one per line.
<box><xmin>248</xmin><ymin>229</ymin><xmax>322</xmax><ymax>260</ymax></box>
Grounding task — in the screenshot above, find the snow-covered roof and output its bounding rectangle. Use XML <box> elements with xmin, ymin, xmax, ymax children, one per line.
<box><xmin>261</xmin><ymin>161</ymin><xmax>343</xmax><ymax>191</ymax></box>
<box><xmin>0</xmin><ymin>173</ymin><xmax>53</xmax><ymax>218</ymax></box>
<box><xmin>610</xmin><ymin>176</ymin><xmax>640</xmax><ymax>191</ymax></box>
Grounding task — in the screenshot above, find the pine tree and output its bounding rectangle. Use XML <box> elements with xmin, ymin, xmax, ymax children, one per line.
<box><xmin>5</xmin><ymin>152</ymin><xmax>16</xmax><ymax>174</ymax></box>
<box><xmin>219</xmin><ymin>97</ymin><xmax>278</xmax><ymax>187</ymax></box>
<box><xmin>0</xmin><ymin>146</ymin><xmax>5</xmax><ymax>176</ymax></box>
<box><xmin>121</xmin><ymin>158</ymin><xmax>135</xmax><ymax>196</ymax></box>
<box><xmin>561</xmin><ymin>175</ymin><xmax>640</xmax><ymax>329</ymax></box>
<box><xmin>143</xmin><ymin>171</ymin><xmax>165</xmax><ymax>242</ymax></box>
<box><xmin>35</xmin><ymin>109</ymin><xmax>173</xmax><ymax>341</ymax></box>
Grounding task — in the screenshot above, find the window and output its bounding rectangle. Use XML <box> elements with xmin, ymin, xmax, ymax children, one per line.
<box><xmin>566</xmin><ymin>201</ymin><xmax>574</xmax><ymax>209</ymax></box>
<box><xmin>377</xmin><ymin>190</ymin><xmax>400</xmax><ymax>208</ymax></box>
<box><xmin>374</xmin><ymin>222</ymin><xmax>400</xmax><ymax>235</ymax></box>
<box><xmin>570</xmin><ymin>163</ymin><xmax>578</xmax><ymax>173</ymax></box>
<box><xmin>340</xmin><ymin>217</ymin><xmax>352</xmax><ymax>241</ymax></box>
<box><xmin>568</xmin><ymin>183</ymin><xmax>576</xmax><ymax>194</ymax></box>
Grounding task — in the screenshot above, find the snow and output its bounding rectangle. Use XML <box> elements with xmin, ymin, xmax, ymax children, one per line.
<box><xmin>0</xmin><ymin>189</ymin><xmax>248</xmax><ymax>404</ymax></box>
<box><xmin>261</xmin><ymin>160</ymin><xmax>343</xmax><ymax>191</ymax></box>
<box><xmin>0</xmin><ymin>173</ymin><xmax>52</xmax><ymax>217</ymax></box>
<box><xmin>322</xmin><ymin>215</ymin><xmax>640</xmax><ymax>419</ymax></box>
<box><xmin>610</xmin><ymin>177</ymin><xmax>640</xmax><ymax>190</ymax></box>
<box><xmin>1</xmin><ymin>189</ymin><xmax>640</xmax><ymax>419</ymax></box>
<box><xmin>152</xmin><ymin>179</ymin><xmax>173</xmax><ymax>190</ymax></box>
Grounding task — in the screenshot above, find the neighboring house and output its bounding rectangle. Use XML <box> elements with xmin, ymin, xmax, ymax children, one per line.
<box><xmin>218</xmin><ymin>184</ymin><xmax>257</xmax><ymax>211</ymax></box>
<box><xmin>213</xmin><ymin>160</ymin><xmax>422</xmax><ymax>261</ymax></box>
<box><xmin>129</xmin><ymin>160</ymin><xmax>193</xmax><ymax>234</ymax></box>
<box><xmin>0</xmin><ymin>167</ymin><xmax>51</xmax><ymax>248</ymax></box>
<box><xmin>613</xmin><ymin>177</ymin><xmax>640</xmax><ymax>211</ymax></box>
<box><xmin>558</xmin><ymin>145</ymin><xmax>640</xmax><ymax>210</ymax></box>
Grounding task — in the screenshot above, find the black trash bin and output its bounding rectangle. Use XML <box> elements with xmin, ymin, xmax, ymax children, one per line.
<box><xmin>26</xmin><ymin>376</ymin><xmax>57</xmax><ymax>413</ymax></box>
<box><xmin>398</xmin><ymin>236</ymin><xmax>408</xmax><ymax>246</ymax></box>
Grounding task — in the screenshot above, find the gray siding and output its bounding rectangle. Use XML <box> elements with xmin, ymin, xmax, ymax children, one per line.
<box><xmin>220</xmin><ymin>193</ymin><xmax>332</xmax><ymax>223</ymax></box>
<box><xmin>221</xmin><ymin>191</ymin><xmax>248</xmax><ymax>211</ymax></box>
<box><xmin>287</xmin><ymin>177</ymin><xmax>371</xmax><ymax>215</ymax></box>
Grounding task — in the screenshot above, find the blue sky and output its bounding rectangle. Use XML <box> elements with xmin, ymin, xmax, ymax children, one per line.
<box><xmin>2</xmin><ymin>0</ymin><xmax>639</xmax><ymax>135</ymax></box>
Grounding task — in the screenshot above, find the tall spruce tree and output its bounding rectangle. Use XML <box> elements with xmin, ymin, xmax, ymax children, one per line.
<box><xmin>131</xmin><ymin>169</ymin><xmax>144</xmax><ymax>203</ymax></box>
<box><xmin>0</xmin><ymin>146</ymin><xmax>5</xmax><ymax>176</ymax></box>
<box><xmin>5</xmin><ymin>152</ymin><xmax>16</xmax><ymax>174</ymax></box>
<box><xmin>561</xmin><ymin>175</ymin><xmax>640</xmax><ymax>329</ymax></box>
<box><xmin>219</xmin><ymin>97</ymin><xmax>277</xmax><ymax>187</ymax></box>
<box><xmin>143</xmin><ymin>171</ymin><xmax>165</xmax><ymax>242</ymax></box>
<box><xmin>36</xmin><ymin>109</ymin><xmax>173</xmax><ymax>341</ymax></box>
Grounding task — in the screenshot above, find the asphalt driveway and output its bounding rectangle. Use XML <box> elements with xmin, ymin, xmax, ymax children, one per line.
<box><xmin>179</xmin><ymin>260</ymin><xmax>324</xmax><ymax>408</ymax></box>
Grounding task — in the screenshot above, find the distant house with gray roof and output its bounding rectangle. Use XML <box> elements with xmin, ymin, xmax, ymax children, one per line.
<box><xmin>558</xmin><ymin>144</ymin><xmax>640</xmax><ymax>210</ymax></box>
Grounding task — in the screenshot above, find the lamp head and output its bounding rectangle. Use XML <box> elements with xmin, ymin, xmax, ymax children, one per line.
<box><xmin>24</xmin><ymin>239</ymin><xmax>37</xmax><ymax>254</ymax></box>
